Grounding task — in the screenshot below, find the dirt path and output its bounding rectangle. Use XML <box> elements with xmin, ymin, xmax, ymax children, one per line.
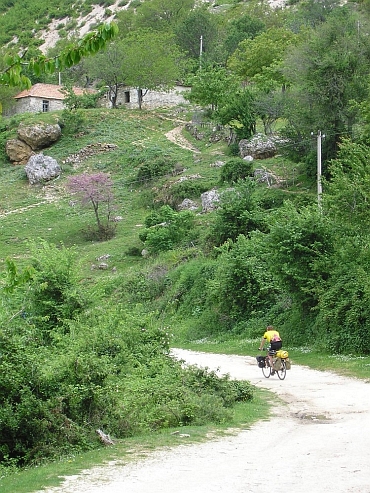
<box><xmin>36</xmin><ymin>349</ymin><xmax>370</xmax><ymax>493</ymax></box>
<box><xmin>165</xmin><ymin>126</ymin><xmax>200</xmax><ymax>153</ymax></box>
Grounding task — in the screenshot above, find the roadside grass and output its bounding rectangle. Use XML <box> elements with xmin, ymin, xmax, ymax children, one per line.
<box><xmin>0</xmin><ymin>389</ymin><xmax>272</xmax><ymax>493</ymax></box>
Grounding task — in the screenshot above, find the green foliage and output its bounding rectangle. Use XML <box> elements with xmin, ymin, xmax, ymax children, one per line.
<box><xmin>314</xmin><ymin>253</ymin><xmax>370</xmax><ymax>354</ymax></box>
<box><xmin>1</xmin><ymin>22</ymin><xmax>118</xmax><ymax>88</ymax></box>
<box><xmin>185</xmin><ymin>66</ymin><xmax>240</xmax><ymax>112</ymax></box>
<box><xmin>228</xmin><ymin>27</ymin><xmax>297</xmax><ymax>86</ymax></box>
<box><xmin>136</xmin><ymin>157</ymin><xmax>176</xmax><ymax>182</ymax></box>
<box><xmin>211</xmin><ymin>180</ymin><xmax>266</xmax><ymax>245</ymax></box>
<box><xmin>211</xmin><ymin>234</ymin><xmax>280</xmax><ymax>322</ymax></box>
<box><xmin>25</xmin><ymin>241</ymin><xmax>86</xmax><ymax>338</ymax></box>
<box><xmin>0</xmin><ymin>291</ymin><xmax>253</xmax><ymax>466</ymax></box>
<box><xmin>60</xmin><ymin>109</ymin><xmax>86</xmax><ymax>135</ymax></box>
<box><xmin>61</xmin><ymin>86</ymin><xmax>101</xmax><ymax>110</ymax></box>
<box><xmin>156</xmin><ymin>178</ymin><xmax>212</xmax><ymax>208</ymax></box>
<box><xmin>266</xmin><ymin>202</ymin><xmax>334</xmax><ymax>311</ymax></box>
<box><xmin>139</xmin><ymin>205</ymin><xmax>196</xmax><ymax>253</ymax></box>
<box><xmin>174</xmin><ymin>6</ymin><xmax>221</xmax><ymax>65</ymax></box>
<box><xmin>282</xmin><ymin>8</ymin><xmax>370</xmax><ymax>164</ymax></box>
<box><xmin>130</xmin><ymin>146</ymin><xmax>178</xmax><ymax>182</ymax></box>
<box><xmin>324</xmin><ymin>139</ymin><xmax>370</xmax><ymax>232</ymax></box>
<box><xmin>223</xmin><ymin>13</ymin><xmax>265</xmax><ymax>57</ymax></box>
<box><xmin>119</xmin><ymin>29</ymin><xmax>187</xmax><ymax>108</ymax></box>
<box><xmin>220</xmin><ymin>157</ymin><xmax>253</xmax><ymax>184</ymax></box>
<box><xmin>215</xmin><ymin>88</ymin><xmax>256</xmax><ymax>141</ymax></box>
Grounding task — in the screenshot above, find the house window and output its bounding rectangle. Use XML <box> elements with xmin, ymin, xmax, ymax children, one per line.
<box><xmin>42</xmin><ymin>100</ymin><xmax>50</xmax><ymax>112</ymax></box>
<box><xmin>124</xmin><ymin>91</ymin><xmax>130</xmax><ymax>103</ymax></box>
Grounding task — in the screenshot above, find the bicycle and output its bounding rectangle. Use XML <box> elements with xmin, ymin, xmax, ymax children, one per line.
<box><xmin>257</xmin><ymin>348</ymin><xmax>287</xmax><ymax>380</ymax></box>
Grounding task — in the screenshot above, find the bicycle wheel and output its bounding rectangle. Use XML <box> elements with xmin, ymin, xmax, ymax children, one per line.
<box><xmin>277</xmin><ymin>359</ymin><xmax>287</xmax><ymax>380</ymax></box>
<box><xmin>262</xmin><ymin>360</ymin><xmax>271</xmax><ymax>378</ymax></box>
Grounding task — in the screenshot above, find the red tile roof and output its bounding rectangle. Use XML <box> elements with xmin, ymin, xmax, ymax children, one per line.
<box><xmin>15</xmin><ymin>83</ymin><xmax>96</xmax><ymax>100</ymax></box>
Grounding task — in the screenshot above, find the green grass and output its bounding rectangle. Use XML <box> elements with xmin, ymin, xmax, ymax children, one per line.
<box><xmin>0</xmin><ymin>389</ymin><xmax>271</xmax><ymax>493</ymax></box>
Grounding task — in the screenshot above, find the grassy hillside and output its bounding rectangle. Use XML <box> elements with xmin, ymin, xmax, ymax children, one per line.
<box><xmin>0</xmin><ymin>105</ymin><xmax>308</xmax><ymax>273</ymax></box>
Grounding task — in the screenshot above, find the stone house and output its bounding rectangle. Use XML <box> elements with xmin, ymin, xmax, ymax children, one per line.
<box><xmin>8</xmin><ymin>83</ymin><xmax>95</xmax><ymax>115</ymax></box>
<box><xmin>100</xmin><ymin>85</ymin><xmax>191</xmax><ymax>110</ymax></box>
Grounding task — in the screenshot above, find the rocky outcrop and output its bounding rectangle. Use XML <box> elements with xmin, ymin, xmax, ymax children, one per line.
<box><xmin>25</xmin><ymin>153</ymin><xmax>61</xmax><ymax>184</ymax></box>
<box><xmin>201</xmin><ymin>189</ymin><xmax>220</xmax><ymax>212</ymax></box>
<box><xmin>17</xmin><ymin>123</ymin><xmax>62</xmax><ymax>150</ymax></box>
<box><xmin>254</xmin><ymin>168</ymin><xmax>281</xmax><ymax>187</ymax></box>
<box><xmin>178</xmin><ymin>198</ymin><xmax>199</xmax><ymax>211</ymax></box>
<box><xmin>239</xmin><ymin>133</ymin><xmax>278</xmax><ymax>160</ymax></box>
<box><xmin>6</xmin><ymin>122</ymin><xmax>62</xmax><ymax>164</ymax></box>
<box><xmin>5</xmin><ymin>139</ymin><xmax>34</xmax><ymax>165</ymax></box>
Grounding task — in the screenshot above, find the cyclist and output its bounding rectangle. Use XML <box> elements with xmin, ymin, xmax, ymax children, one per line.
<box><xmin>258</xmin><ymin>325</ymin><xmax>282</xmax><ymax>374</ymax></box>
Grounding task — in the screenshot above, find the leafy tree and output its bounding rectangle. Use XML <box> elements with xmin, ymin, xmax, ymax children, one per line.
<box><xmin>185</xmin><ymin>66</ymin><xmax>239</xmax><ymax>112</ymax></box>
<box><xmin>215</xmin><ymin>87</ymin><xmax>256</xmax><ymax>142</ymax></box>
<box><xmin>266</xmin><ymin>202</ymin><xmax>334</xmax><ymax>313</ymax></box>
<box><xmin>134</xmin><ymin>0</ymin><xmax>194</xmax><ymax>32</ymax></box>
<box><xmin>212</xmin><ymin>234</ymin><xmax>279</xmax><ymax>322</ymax></box>
<box><xmin>253</xmin><ymin>89</ymin><xmax>286</xmax><ymax>134</ymax></box>
<box><xmin>67</xmin><ymin>172</ymin><xmax>117</xmax><ymax>240</ymax></box>
<box><xmin>282</xmin><ymin>8</ymin><xmax>370</xmax><ymax>164</ymax></box>
<box><xmin>286</xmin><ymin>0</ymin><xmax>341</xmax><ymax>31</ymax></box>
<box><xmin>314</xmin><ymin>246</ymin><xmax>370</xmax><ymax>354</ymax></box>
<box><xmin>174</xmin><ymin>6</ymin><xmax>221</xmax><ymax>67</ymax></box>
<box><xmin>228</xmin><ymin>27</ymin><xmax>297</xmax><ymax>89</ymax></box>
<box><xmin>120</xmin><ymin>29</ymin><xmax>186</xmax><ymax>109</ymax></box>
<box><xmin>223</xmin><ymin>13</ymin><xmax>265</xmax><ymax>58</ymax></box>
<box><xmin>0</xmin><ymin>22</ymin><xmax>118</xmax><ymax>88</ymax></box>
<box><xmin>323</xmin><ymin>138</ymin><xmax>370</xmax><ymax>232</ymax></box>
<box><xmin>84</xmin><ymin>40</ymin><xmax>128</xmax><ymax>108</ymax></box>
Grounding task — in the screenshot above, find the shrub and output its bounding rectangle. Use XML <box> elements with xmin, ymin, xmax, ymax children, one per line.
<box><xmin>220</xmin><ymin>157</ymin><xmax>253</xmax><ymax>184</ymax></box>
<box><xmin>139</xmin><ymin>206</ymin><xmax>195</xmax><ymax>254</ymax></box>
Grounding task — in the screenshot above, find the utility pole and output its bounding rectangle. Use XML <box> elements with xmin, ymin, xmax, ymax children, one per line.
<box><xmin>317</xmin><ymin>130</ymin><xmax>323</xmax><ymax>211</ymax></box>
<box><xmin>199</xmin><ymin>35</ymin><xmax>203</xmax><ymax>69</ymax></box>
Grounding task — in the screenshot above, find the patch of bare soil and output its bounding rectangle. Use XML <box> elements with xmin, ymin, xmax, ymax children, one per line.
<box><xmin>36</xmin><ymin>349</ymin><xmax>370</xmax><ymax>493</ymax></box>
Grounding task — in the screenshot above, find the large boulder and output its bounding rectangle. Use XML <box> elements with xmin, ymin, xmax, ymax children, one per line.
<box><xmin>5</xmin><ymin>138</ymin><xmax>34</xmax><ymax>165</ymax></box>
<box><xmin>18</xmin><ymin>123</ymin><xmax>62</xmax><ymax>150</ymax></box>
<box><xmin>25</xmin><ymin>153</ymin><xmax>61</xmax><ymax>184</ymax></box>
<box><xmin>201</xmin><ymin>189</ymin><xmax>220</xmax><ymax>213</ymax></box>
<box><xmin>239</xmin><ymin>133</ymin><xmax>277</xmax><ymax>160</ymax></box>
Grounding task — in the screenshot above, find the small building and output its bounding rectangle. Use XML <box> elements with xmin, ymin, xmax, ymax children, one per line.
<box><xmin>10</xmin><ymin>83</ymin><xmax>94</xmax><ymax>115</ymax></box>
<box><xmin>102</xmin><ymin>85</ymin><xmax>191</xmax><ymax>110</ymax></box>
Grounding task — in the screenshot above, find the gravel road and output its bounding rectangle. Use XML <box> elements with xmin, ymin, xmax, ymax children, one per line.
<box><xmin>37</xmin><ymin>349</ymin><xmax>370</xmax><ymax>493</ymax></box>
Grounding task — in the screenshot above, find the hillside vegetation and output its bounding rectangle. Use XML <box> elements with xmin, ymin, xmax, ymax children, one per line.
<box><xmin>1</xmin><ymin>0</ymin><xmax>370</xmax><ymax>480</ymax></box>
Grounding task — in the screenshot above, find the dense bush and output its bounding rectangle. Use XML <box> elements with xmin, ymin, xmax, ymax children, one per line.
<box><xmin>0</xmin><ymin>245</ymin><xmax>254</xmax><ymax>468</ymax></box>
<box><xmin>158</xmin><ymin>179</ymin><xmax>212</xmax><ymax>208</ymax></box>
<box><xmin>131</xmin><ymin>146</ymin><xmax>178</xmax><ymax>182</ymax></box>
<box><xmin>139</xmin><ymin>205</ymin><xmax>196</xmax><ymax>253</ymax></box>
<box><xmin>220</xmin><ymin>157</ymin><xmax>253</xmax><ymax>184</ymax></box>
<box><xmin>211</xmin><ymin>180</ymin><xmax>267</xmax><ymax>245</ymax></box>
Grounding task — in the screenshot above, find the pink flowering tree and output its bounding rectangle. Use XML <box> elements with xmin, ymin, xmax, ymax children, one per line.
<box><xmin>67</xmin><ymin>172</ymin><xmax>117</xmax><ymax>240</ymax></box>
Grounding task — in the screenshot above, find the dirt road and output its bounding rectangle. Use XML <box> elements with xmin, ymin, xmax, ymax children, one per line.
<box><xmin>38</xmin><ymin>349</ymin><xmax>370</xmax><ymax>493</ymax></box>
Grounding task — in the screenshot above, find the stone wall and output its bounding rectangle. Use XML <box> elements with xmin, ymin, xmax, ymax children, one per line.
<box><xmin>102</xmin><ymin>86</ymin><xmax>191</xmax><ymax>109</ymax></box>
<box><xmin>7</xmin><ymin>97</ymin><xmax>65</xmax><ymax>116</ymax></box>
